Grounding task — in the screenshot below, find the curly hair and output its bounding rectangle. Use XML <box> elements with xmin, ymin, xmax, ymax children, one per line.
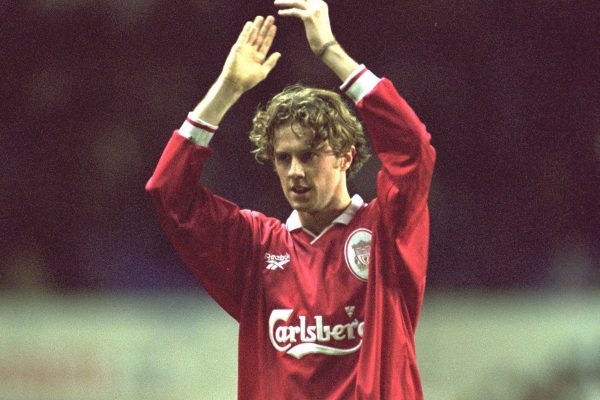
<box><xmin>249</xmin><ymin>84</ymin><xmax>371</xmax><ymax>179</ymax></box>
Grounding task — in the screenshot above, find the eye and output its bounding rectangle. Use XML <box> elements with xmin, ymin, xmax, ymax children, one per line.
<box><xmin>275</xmin><ymin>153</ymin><xmax>290</xmax><ymax>164</ymax></box>
<box><xmin>299</xmin><ymin>151</ymin><xmax>318</xmax><ymax>163</ymax></box>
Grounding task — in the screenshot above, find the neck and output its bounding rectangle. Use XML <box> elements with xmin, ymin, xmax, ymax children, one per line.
<box><xmin>299</xmin><ymin>195</ymin><xmax>352</xmax><ymax>236</ymax></box>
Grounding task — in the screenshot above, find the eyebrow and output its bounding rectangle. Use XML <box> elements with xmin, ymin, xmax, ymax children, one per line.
<box><xmin>274</xmin><ymin>147</ymin><xmax>313</xmax><ymax>155</ymax></box>
<box><xmin>274</xmin><ymin>142</ymin><xmax>331</xmax><ymax>154</ymax></box>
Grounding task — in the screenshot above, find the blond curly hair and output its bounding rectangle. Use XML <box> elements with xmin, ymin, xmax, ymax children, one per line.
<box><xmin>249</xmin><ymin>84</ymin><xmax>370</xmax><ymax>179</ymax></box>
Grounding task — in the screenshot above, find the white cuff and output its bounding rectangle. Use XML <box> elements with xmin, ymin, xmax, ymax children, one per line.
<box><xmin>177</xmin><ymin>113</ymin><xmax>217</xmax><ymax>147</ymax></box>
<box><xmin>340</xmin><ymin>64</ymin><xmax>380</xmax><ymax>104</ymax></box>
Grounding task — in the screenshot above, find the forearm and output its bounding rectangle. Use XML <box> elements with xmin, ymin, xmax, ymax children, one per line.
<box><xmin>190</xmin><ymin>76</ymin><xmax>244</xmax><ymax>126</ymax></box>
<box><xmin>318</xmin><ymin>41</ymin><xmax>360</xmax><ymax>83</ymax></box>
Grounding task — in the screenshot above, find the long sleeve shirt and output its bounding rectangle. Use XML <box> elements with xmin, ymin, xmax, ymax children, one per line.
<box><xmin>146</xmin><ymin>66</ymin><xmax>436</xmax><ymax>399</ymax></box>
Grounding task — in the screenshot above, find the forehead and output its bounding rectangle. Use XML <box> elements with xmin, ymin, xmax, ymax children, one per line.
<box><xmin>273</xmin><ymin>124</ymin><xmax>318</xmax><ymax>153</ymax></box>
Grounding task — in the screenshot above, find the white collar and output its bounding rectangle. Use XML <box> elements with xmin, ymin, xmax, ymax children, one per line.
<box><xmin>285</xmin><ymin>194</ymin><xmax>365</xmax><ymax>232</ymax></box>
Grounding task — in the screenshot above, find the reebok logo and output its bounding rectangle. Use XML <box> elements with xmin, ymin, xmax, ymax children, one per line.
<box><xmin>265</xmin><ymin>252</ymin><xmax>290</xmax><ymax>270</ymax></box>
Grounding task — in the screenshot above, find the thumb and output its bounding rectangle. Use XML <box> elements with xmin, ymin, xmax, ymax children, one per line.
<box><xmin>263</xmin><ymin>52</ymin><xmax>281</xmax><ymax>73</ymax></box>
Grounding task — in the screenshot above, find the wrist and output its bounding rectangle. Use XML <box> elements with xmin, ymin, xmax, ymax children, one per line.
<box><xmin>191</xmin><ymin>76</ymin><xmax>243</xmax><ymax>126</ymax></box>
<box><xmin>314</xmin><ymin>39</ymin><xmax>338</xmax><ymax>58</ymax></box>
<box><xmin>318</xmin><ymin>43</ymin><xmax>360</xmax><ymax>82</ymax></box>
<box><xmin>214</xmin><ymin>74</ymin><xmax>246</xmax><ymax>100</ymax></box>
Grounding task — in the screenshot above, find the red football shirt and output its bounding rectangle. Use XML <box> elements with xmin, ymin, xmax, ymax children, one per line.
<box><xmin>146</xmin><ymin>66</ymin><xmax>436</xmax><ymax>399</ymax></box>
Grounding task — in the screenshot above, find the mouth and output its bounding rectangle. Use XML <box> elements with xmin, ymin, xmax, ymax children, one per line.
<box><xmin>290</xmin><ymin>185</ymin><xmax>311</xmax><ymax>195</ymax></box>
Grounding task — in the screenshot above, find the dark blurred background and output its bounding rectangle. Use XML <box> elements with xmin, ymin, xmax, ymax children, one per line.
<box><xmin>2</xmin><ymin>2</ymin><xmax>600</xmax><ymax>399</ymax></box>
<box><xmin>2</xmin><ymin>0</ymin><xmax>599</xmax><ymax>292</ymax></box>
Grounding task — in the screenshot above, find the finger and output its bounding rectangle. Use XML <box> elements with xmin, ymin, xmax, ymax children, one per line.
<box><xmin>276</xmin><ymin>8</ymin><xmax>309</xmax><ymax>19</ymax></box>
<box><xmin>248</xmin><ymin>16</ymin><xmax>264</xmax><ymax>44</ymax></box>
<box><xmin>274</xmin><ymin>0</ymin><xmax>308</xmax><ymax>10</ymax></box>
<box><xmin>255</xmin><ymin>16</ymin><xmax>275</xmax><ymax>50</ymax></box>
<box><xmin>235</xmin><ymin>21</ymin><xmax>254</xmax><ymax>46</ymax></box>
<box><xmin>258</xmin><ymin>23</ymin><xmax>277</xmax><ymax>56</ymax></box>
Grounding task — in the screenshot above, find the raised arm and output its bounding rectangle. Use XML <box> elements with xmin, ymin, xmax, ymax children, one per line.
<box><xmin>146</xmin><ymin>17</ymin><xmax>281</xmax><ymax>319</ymax></box>
<box><xmin>191</xmin><ymin>16</ymin><xmax>281</xmax><ymax>126</ymax></box>
<box><xmin>274</xmin><ymin>0</ymin><xmax>359</xmax><ymax>82</ymax></box>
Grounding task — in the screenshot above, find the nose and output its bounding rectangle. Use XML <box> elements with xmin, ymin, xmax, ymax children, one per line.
<box><xmin>288</xmin><ymin>157</ymin><xmax>305</xmax><ymax>178</ymax></box>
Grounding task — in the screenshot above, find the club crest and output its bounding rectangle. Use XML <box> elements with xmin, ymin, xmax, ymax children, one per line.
<box><xmin>344</xmin><ymin>228</ymin><xmax>372</xmax><ymax>281</ymax></box>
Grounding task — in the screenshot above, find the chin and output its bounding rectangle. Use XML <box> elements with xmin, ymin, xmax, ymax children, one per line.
<box><xmin>290</xmin><ymin>203</ymin><xmax>309</xmax><ymax>212</ymax></box>
<box><xmin>288</xmin><ymin>201</ymin><xmax>313</xmax><ymax>213</ymax></box>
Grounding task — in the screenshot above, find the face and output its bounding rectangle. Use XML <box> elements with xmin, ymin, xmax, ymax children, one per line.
<box><xmin>273</xmin><ymin>124</ymin><xmax>353</xmax><ymax>216</ymax></box>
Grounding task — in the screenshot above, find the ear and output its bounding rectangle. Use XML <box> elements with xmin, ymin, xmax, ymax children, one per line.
<box><xmin>340</xmin><ymin>146</ymin><xmax>356</xmax><ymax>172</ymax></box>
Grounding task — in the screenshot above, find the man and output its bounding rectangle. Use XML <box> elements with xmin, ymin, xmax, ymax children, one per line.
<box><xmin>146</xmin><ymin>1</ymin><xmax>436</xmax><ymax>398</ymax></box>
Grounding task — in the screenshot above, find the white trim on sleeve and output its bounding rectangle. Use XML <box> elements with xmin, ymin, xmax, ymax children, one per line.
<box><xmin>177</xmin><ymin>113</ymin><xmax>217</xmax><ymax>147</ymax></box>
<box><xmin>340</xmin><ymin>64</ymin><xmax>381</xmax><ymax>104</ymax></box>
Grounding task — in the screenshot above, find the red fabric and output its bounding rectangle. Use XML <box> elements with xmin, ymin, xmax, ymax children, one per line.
<box><xmin>146</xmin><ymin>77</ymin><xmax>436</xmax><ymax>399</ymax></box>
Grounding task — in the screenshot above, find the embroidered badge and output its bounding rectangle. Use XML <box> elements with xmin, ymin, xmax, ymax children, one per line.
<box><xmin>344</xmin><ymin>228</ymin><xmax>372</xmax><ymax>281</ymax></box>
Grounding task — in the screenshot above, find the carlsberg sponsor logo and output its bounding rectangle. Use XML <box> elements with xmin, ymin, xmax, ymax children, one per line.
<box><xmin>269</xmin><ymin>309</ymin><xmax>364</xmax><ymax>359</ymax></box>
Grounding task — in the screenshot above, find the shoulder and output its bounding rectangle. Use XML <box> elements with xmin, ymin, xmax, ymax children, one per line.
<box><xmin>240</xmin><ymin>209</ymin><xmax>287</xmax><ymax>234</ymax></box>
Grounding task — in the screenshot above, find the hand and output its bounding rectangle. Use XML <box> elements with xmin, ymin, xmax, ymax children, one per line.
<box><xmin>274</xmin><ymin>0</ymin><xmax>335</xmax><ymax>55</ymax></box>
<box><xmin>220</xmin><ymin>16</ymin><xmax>281</xmax><ymax>94</ymax></box>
